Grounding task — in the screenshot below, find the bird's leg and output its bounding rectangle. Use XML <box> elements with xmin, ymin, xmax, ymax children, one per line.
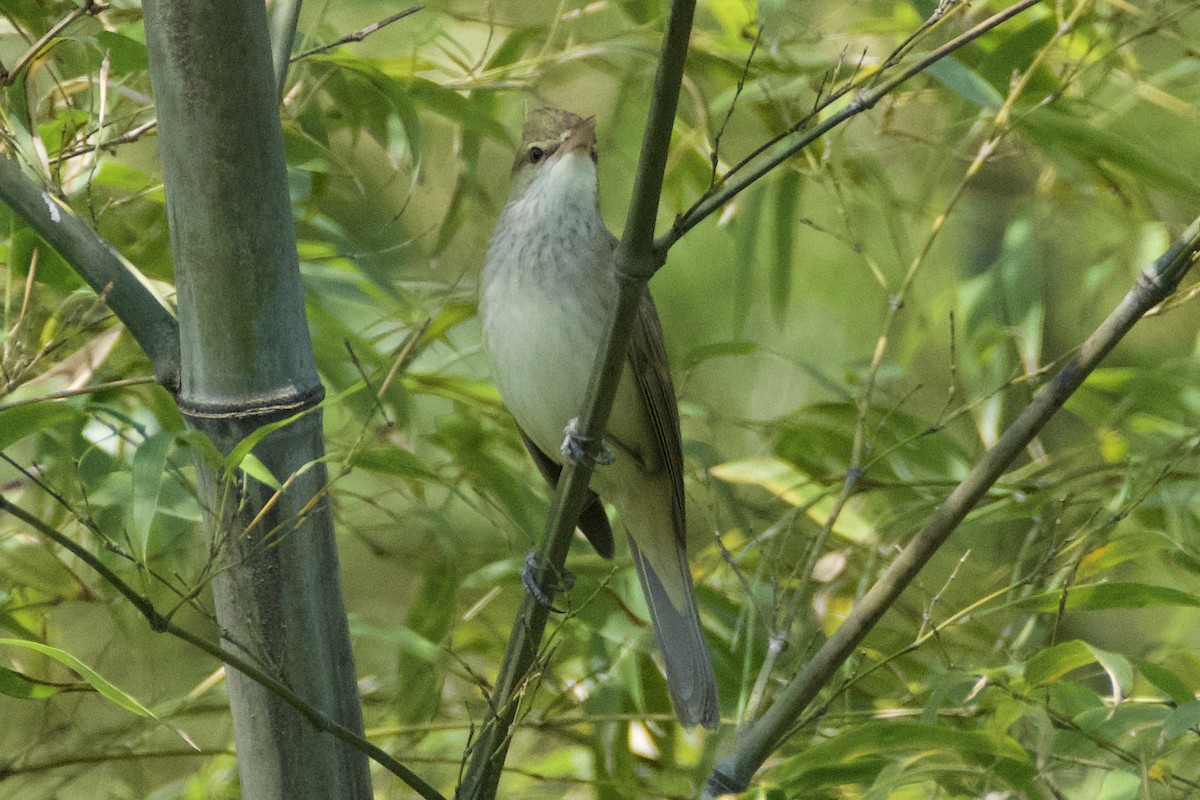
<box><xmin>560</xmin><ymin>417</ymin><xmax>614</xmax><ymax>467</ymax></box>
<box><xmin>522</xmin><ymin>550</ymin><xmax>576</xmax><ymax>612</ymax></box>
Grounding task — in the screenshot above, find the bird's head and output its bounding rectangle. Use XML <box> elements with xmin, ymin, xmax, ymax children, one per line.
<box><xmin>508</xmin><ymin>107</ymin><xmax>599</xmax><ymax>205</ymax></box>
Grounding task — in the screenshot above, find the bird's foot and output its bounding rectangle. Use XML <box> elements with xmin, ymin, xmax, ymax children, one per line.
<box><xmin>522</xmin><ymin>551</ymin><xmax>575</xmax><ymax>612</ymax></box>
<box><xmin>560</xmin><ymin>417</ymin><xmax>614</xmax><ymax>467</ymax></box>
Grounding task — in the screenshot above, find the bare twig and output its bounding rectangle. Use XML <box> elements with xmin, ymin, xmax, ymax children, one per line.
<box><xmin>290</xmin><ymin>6</ymin><xmax>424</xmax><ymax>62</ymax></box>
<box><xmin>51</xmin><ymin>119</ymin><xmax>158</xmax><ymax>164</ymax></box>
<box><xmin>0</xmin><ymin>376</ymin><xmax>157</xmax><ymax>412</ymax></box>
<box><xmin>708</xmin><ymin>27</ymin><xmax>761</xmax><ymax>189</ymax></box>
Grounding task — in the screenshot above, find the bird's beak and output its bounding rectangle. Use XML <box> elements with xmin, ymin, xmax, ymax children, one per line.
<box><xmin>554</xmin><ymin>117</ymin><xmax>596</xmax><ymax>158</ymax></box>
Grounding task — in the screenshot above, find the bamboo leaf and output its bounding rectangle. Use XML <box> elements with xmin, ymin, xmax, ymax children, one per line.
<box><xmin>732</xmin><ymin>183</ymin><xmax>766</xmax><ymax>333</ymax></box>
<box><xmin>0</xmin><ymin>638</ymin><xmax>154</xmax><ymax>717</ymax></box>
<box><xmin>1132</xmin><ymin>658</ymin><xmax>1196</xmax><ymax>706</ymax></box>
<box><xmin>1021</xmin><ymin>108</ymin><xmax>1200</xmax><ymax>201</ymax></box>
<box><xmin>1013</xmin><ymin>582</ymin><xmax>1200</xmax><ymax>613</ymax></box>
<box><xmin>772</xmin><ymin>721</ymin><xmax>1029</xmax><ymax>784</ymax></box>
<box><xmin>1025</xmin><ymin>640</ymin><xmax>1131</xmax><ymax>695</ymax></box>
<box><xmin>926</xmin><ymin>57</ymin><xmax>1003</xmax><ymax>109</ymax></box>
<box><xmin>0</xmin><ymin>403</ymin><xmax>81</xmax><ymax>451</ymax></box>
<box><xmin>130</xmin><ymin>431</ymin><xmax>175</xmax><ymax>560</ymax></box>
<box><xmin>238</xmin><ymin>453</ymin><xmax>282</xmax><ymax>490</ymax></box>
<box><xmin>770</xmin><ymin>170</ymin><xmax>800</xmax><ymax>322</ymax></box>
<box><xmin>1163</xmin><ymin>701</ymin><xmax>1200</xmax><ymax>739</ymax></box>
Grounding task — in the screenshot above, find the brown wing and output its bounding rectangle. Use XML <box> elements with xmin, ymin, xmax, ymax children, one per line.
<box><xmin>626</xmin><ymin>290</ymin><xmax>687</xmax><ymax>547</ymax></box>
<box><xmin>517</xmin><ymin>427</ymin><xmax>615</xmax><ymax>559</ymax></box>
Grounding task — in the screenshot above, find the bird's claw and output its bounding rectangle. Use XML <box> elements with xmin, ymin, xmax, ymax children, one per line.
<box><xmin>522</xmin><ymin>551</ymin><xmax>575</xmax><ymax>612</ymax></box>
<box><xmin>560</xmin><ymin>417</ymin><xmax>614</xmax><ymax>467</ymax></box>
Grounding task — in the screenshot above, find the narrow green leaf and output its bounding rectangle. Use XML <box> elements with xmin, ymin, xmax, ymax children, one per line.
<box><xmin>1025</xmin><ymin>640</ymin><xmax>1093</xmax><ymax>686</ymax></box>
<box><xmin>419</xmin><ymin>301</ymin><xmax>476</xmax><ymax>347</ymax></box>
<box><xmin>1163</xmin><ymin>700</ymin><xmax>1200</xmax><ymax>739</ymax></box>
<box><xmin>732</xmin><ymin>183</ymin><xmax>766</xmax><ymax>334</ymax></box>
<box><xmin>93</xmin><ymin>31</ymin><xmax>149</xmax><ymax>73</ymax></box>
<box><xmin>130</xmin><ymin>431</ymin><xmax>176</xmax><ymax>560</ymax></box>
<box><xmin>349</xmin><ymin>448</ymin><xmax>438</xmax><ymax>481</ymax></box>
<box><xmin>1088</xmin><ymin>644</ymin><xmax>1133</xmax><ymax>700</ymax></box>
<box><xmin>92</xmin><ymin>161</ymin><xmax>159</xmax><ymax>193</ymax></box>
<box><xmin>224</xmin><ymin>411</ymin><xmax>310</xmax><ymax>473</ymax></box>
<box><xmin>709</xmin><ymin>457</ymin><xmax>876</xmax><ymax>542</ymax></box>
<box><xmin>770</xmin><ymin>170</ymin><xmax>800</xmax><ymax>323</ymax></box>
<box><xmin>0</xmin><ymin>639</ymin><xmax>154</xmax><ymax>717</ymax></box>
<box><xmin>926</xmin><ymin>57</ymin><xmax>1004</xmax><ymax>109</ymax></box>
<box><xmin>1013</xmin><ymin>582</ymin><xmax>1200</xmax><ymax>613</ymax></box>
<box><xmin>395</xmin><ymin>564</ymin><xmax>458</xmax><ymax>722</ymax></box>
<box><xmin>0</xmin><ymin>403</ymin><xmax>81</xmax><ymax>451</ymax></box>
<box><xmin>172</xmin><ymin>428</ymin><xmax>225</xmax><ymax>471</ymax></box>
<box><xmin>402</xmin><ymin>77</ymin><xmax>512</xmax><ymax>146</ymax></box>
<box><xmin>484</xmin><ymin>27</ymin><xmax>544</xmax><ymax>71</ymax></box>
<box><xmin>680</xmin><ymin>339</ymin><xmax>757</xmax><ymax>371</ymax></box>
<box><xmin>350</xmin><ymin>621</ymin><xmax>443</xmax><ymax>665</ymax></box>
<box><xmin>1024</xmin><ymin>640</ymin><xmax>1129</xmax><ymax>692</ymax></box>
<box><xmin>238</xmin><ymin>452</ymin><xmax>282</xmax><ymax>490</ymax></box>
<box><xmin>403</xmin><ymin>373</ymin><xmax>503</xmax><ymax>407</ymax></box>
<box><xmin>1132</xmin><ymin>658</ymin><xmax>1196</xmax><ymax>706</ymax></box>
<box><xmin>1021</xmin><ymin>108</ymin><xmax>1200</xmax><ymax>201</ymax></box>
<box><xmin>772</xmin><ymin>721</ymin><xmax>1028</xmax><ymax>783</ymax></box>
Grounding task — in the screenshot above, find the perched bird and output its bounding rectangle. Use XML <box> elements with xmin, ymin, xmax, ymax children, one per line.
<box><xmin>478</xmin><ymin>107</ymin><xmax>718</xmax><ymax>728</ymax></box>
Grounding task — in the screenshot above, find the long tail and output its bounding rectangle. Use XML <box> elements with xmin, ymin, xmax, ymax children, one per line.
<box><xmin>629</xmin><ymin>536</ymin><xmax>719</xmax><ymax>728</ymax></box>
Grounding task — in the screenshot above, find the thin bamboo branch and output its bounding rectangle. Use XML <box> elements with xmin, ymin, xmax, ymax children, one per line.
<box><xmin>0</xmin><ymin>153</ymin><xmax>180</xmax><ymax>388</ymax></box>
<box><xmin>702</xmin><ymin>215</ymin><xmax>1200</xmax><ymax>797</ymax></box>
<box><xmin>453</xmin><ymin>2</ymin><xmax>698</xmax><ymax>798</ymax></box>
<box><xmin>289</xmin><ymin>6</ymin><xmax>424</xmax><ymax>63</ymax></box>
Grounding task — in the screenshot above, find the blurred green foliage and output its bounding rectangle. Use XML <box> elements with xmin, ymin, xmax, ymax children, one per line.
<box><xmin>2</xmin><ymin>0</ymin><xmax>1200</xmax><ymax>798</ymax></box>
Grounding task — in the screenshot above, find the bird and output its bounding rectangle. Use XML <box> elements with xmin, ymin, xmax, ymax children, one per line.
<box><xmin>478</xmin><ymin>107</ymin><xmax>718</xmax><ymax>728</ymax></box>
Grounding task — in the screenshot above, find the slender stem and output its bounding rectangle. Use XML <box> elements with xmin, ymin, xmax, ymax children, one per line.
<box><xmin>0</xmin><ymin>496</ymin><xmax>448</xmax><ymax>800</ymax></box>
<box><xmin>702</xmin><ymin>216</ymin><xmax>1200</xmax><ymax>797</ymax></box>
<box><xmin>0</xmin><ymin>376</ymin><xmax>156</xmax><ymax>412</ymax></box>
<box><xmin>454</xmin><ymin>3</ymin><xmax>697</xmax><ymax>798</ymax></box>
<box><xmin>289</xmin><ymin>6</ymin><xmax>424</xmax><ymax>62</ymax></box>
<box><xmin>51</xmin><ymin>119</ymin><xmax>158</xmax><ymax>164</ymax></box>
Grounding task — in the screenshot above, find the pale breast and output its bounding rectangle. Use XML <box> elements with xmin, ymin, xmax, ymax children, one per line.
<box><xmin>482</xmin><ymin>281</ymin><xmax>604</xmax><ymax>457</ymax></box>
<box><xmin>480</xmin><ymin>221</ymin><xmax>615</xmax><ymax>459</ymax></box>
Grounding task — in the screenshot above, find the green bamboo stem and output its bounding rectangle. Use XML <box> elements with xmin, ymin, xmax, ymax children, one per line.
<box><xmin>140</xmin><ymin>1</ymin><xmax>377</xmax><ymax>797</ymax></box>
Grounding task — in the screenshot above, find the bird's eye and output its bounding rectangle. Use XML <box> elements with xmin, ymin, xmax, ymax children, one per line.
<box><xmin>528</xmin><ymin>146</ymin><xmax>545</xmax><ymax>163</ymax></box>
